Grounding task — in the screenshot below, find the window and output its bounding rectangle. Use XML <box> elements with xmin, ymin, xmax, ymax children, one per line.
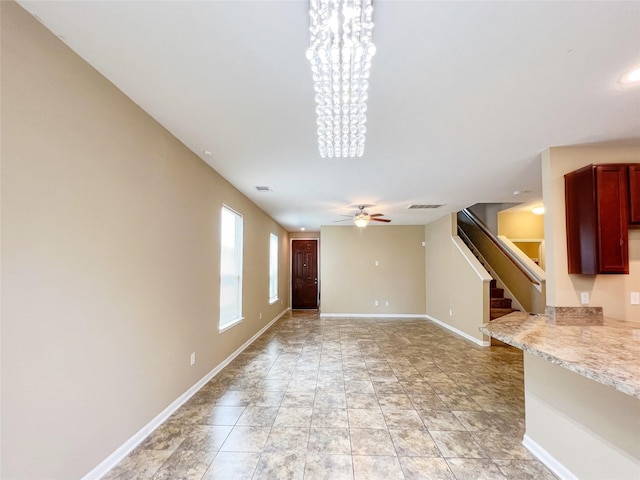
<box><xmin>219</xmin><ymin>206</ymin><xmax>243</xmax><ymax>331</ymax></box>
<box><xmin>269</xmin><ymin>233</ymin><xmax>278</xmax><ymax>303</ymax></box>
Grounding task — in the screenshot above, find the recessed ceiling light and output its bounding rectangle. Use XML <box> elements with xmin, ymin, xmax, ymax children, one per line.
<box><xmin>301</xmin><ymin>227</ymin><xmax>306</xmax><ymax>231</ymax></box>
<box><xmin>513</xmin><ymin>190</ymin><xmax>530</xmax><ymax>196</ymax></box>
<box><xmin>202</xmin><ymin>150</ymin><xmax>212</xmax><ymax>157</ymax></box>
<box><xmin>621</xmin><ymin>66</ymin><xmax>640</xmax><ymax>84</ymax></box>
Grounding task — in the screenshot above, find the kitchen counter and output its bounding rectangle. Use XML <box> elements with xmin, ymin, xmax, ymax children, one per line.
<box><xmin>480</xmin><ymin>311</ymin><xmax>640</xmax><ymax>399</ymax></box>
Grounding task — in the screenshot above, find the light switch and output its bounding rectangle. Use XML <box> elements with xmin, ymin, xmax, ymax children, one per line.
<box><xmin>631</xmin><ymin>292</ymin><xmax>640</xmax><ymax>305</ymax></box>
<box><xmin>580</xmin><ymin>292</ymin><xmax>589</xmax><ymax>305</ymax></box>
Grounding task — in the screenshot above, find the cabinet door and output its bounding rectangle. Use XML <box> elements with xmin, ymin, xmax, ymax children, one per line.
<box><xmin>595</xmin><ymin>165</ymin><xmax>628</xmax><ymax>274</ymax></box>
<box><xmin>565</xmin><ymin>165</ymin><xmax>598</xmax><ymax>274</ymax></box>
<box><xmin>628</xmin><ymin>165</ymin><xmax>640</xmax><ymax>225</ymax></box>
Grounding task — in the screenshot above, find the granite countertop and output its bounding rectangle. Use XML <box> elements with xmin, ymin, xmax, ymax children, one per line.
<box><xmin>480</xmin><ymin>312</ymin><xmax>640</xmax><ymax>399</ymax></box>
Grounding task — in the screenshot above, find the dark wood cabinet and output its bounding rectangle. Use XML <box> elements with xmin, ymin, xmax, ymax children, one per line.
<box><xmin>565</xmin><ymin>164</ymin><xmax>629</xmax><ymax>274</ymax></box>
<box><xmin>628</xmin><ymin>164</ymin><xmax>640</xmax><ymax>225</ymax></box>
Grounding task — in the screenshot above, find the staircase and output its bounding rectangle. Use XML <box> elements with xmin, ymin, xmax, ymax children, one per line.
<box><xmin>489</xmin><ymin>279</ymin><xmax>518</xmax><ymax>320</ymax></box>
<box><xmin>489</xmin><ymin>279</ymin><xmax>518</xmax><ymax>346</ymax></box>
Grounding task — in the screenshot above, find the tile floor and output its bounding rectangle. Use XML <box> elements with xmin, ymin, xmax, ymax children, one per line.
<box><xmin>103</xmin><ymin>310</ymin><xmax>557</xmax><ymax>480</ymax></box>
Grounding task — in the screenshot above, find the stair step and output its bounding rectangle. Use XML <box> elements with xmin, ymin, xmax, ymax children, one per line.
<box><xmin>490</xmin><ymin>279</ymin><xmax>497</xmax><ymax>289</ymax></box>
<box><xmin>490</xmin><ymin>288</ymin><xmax>504</xmax><ymax>298</ymax></box>
<box><xmin>491</xmin><ymin>298</ymin><xmax>512</xmax><ymax>309</ymax></box>
<box><xmin>490</xmin><ymin>307</ymin><xmax>518</xmax><ymax>321</ymax></box>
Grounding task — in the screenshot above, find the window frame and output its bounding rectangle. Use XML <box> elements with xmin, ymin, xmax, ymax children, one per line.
<box><xmin>269</xmin><ymin>233</ymin><xmax>279</xmax><ymax>304</ymax></box>
<box><xmin>219</xmin><ymin>205</ymin><xmax>244</xmax><ymax>332</ymax></box>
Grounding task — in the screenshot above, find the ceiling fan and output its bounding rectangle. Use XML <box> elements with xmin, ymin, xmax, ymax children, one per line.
<box><xmin>335</xmin><ymin>205</ymin><xmax>392</xmax><ymax>228</ymax></box>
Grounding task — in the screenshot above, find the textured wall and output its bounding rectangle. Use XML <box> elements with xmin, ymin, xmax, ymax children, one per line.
<box><xmin>320</xmin><ymin>225</ymin><xmax>426</xmax><ymax>315</ymax></box>
<box><xmin>542</xmin><ymin>145</ymin><xmax>640</xmax><ymax>322</ymax></box>
<box><xmin>1</xmin><ymin>2</ymin><xmax>289</xmax><ymax>478</ymax></box>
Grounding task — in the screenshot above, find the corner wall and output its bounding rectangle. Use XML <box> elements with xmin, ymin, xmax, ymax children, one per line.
<box><xmin>542</xmin><ymin>145</ymin><xmax>640</xmax><ymax>322</ymax></box>
<box><xmin>425</xmin><ymin>215</ymin><xmax>490</xmax><ymax>344</ymax></box>
<box><xmin>1</xmin><ymin>3</ymin><xmax>289</xmax><ymax>478</ymax></box>
<box><xmin>320</xmin><ymin>225</ymin><xmax>425</xmax><ymax>315</ymax></box>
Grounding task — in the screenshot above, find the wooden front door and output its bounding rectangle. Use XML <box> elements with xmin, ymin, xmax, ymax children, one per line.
<box><xmin>292</xmin><ymin>240</ymin><xmax>318</xmax><ymax>309</ymax></box>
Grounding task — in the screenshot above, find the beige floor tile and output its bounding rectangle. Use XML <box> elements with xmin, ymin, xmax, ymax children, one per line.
<box><xmin>148</xmin><ymin>448</ymin><xmax>215</xmax><ymax>480</ymax></box>
<box><xmin>352</xmin><ymin>455</ymin><xmax>404</xmax><ymax>480</ymax></box>
<box><xmin>304</xmin><ymin>453</ymin><xmax>354</xmax><ymax>480</ymax></box>
<box><xmin>347</xmin><ymin>408</ymin><xmax>386</xmax><ymax>429</ymax></box>
<box><xmin>308</xmin><ymin>427</ymin><xmax>351</xmax><ymax>454</ymax></box>
<box><xmin>349</xmin><ymin>428</ymin><xmax>396</xmax><ymax>456</ymax></box>
<box><xmin>389</xmin><ymin>428</ymin><xmax>440</xmax><ymax>457</ymax></box>
<box><xmin>312</xmin><ymin>407</ymin><xmax>349</xmax><ymax>427</ymax></box>
<box><xmin>178</xmin><ymin>425</ymin><xmax>232</xmax><ymax>452</ymax></box>
<box><xmin>253</xmin><ymin>451</ymin><xmax>306</xmax><ymax>479</ymax></box>
<box><xmin>398</xmin><ymin>456</ymin><xmax>455</xmax><ymax>479</ymax></box>
<box><xmin>235</xmin><ymin>406</ymin><xmax>278</xmax><ymax>427</ymax></box>
<box><xmin>103</xmin><ymin>312</ymin><xmax>557</xmax><ymax>480</ymax></box>
<box><xmin>430</xmin><ymin>431</ymin><xmax>488</xmax><ymax>458</ymax></box>
<box><xmin>218</xmin><ymin>426</ymin><xmax>270</xmax><ymax>452</ymax></box>
<box><xmin>273</xmin><ymin>407</ymin><xmax>314</xmax><ymax>427</ymax></box>
<box><xmin>382</xmin><ymin>409</ymin><xmax>425</xmax><ymax>429</ymax></box>
<box><xmin>445</xmin><ymin>458</ymin><xmax>508</xmax><ymax>479</ymax></box>
<box><xmin>263</xmin><ymin>426</ymin><xmax>310</xmax><ymax>454</ymax></box>
<box><xmin>493</xmin><ymin>459</ymin><xmax>558</xmax><ymax>479</ymax></box>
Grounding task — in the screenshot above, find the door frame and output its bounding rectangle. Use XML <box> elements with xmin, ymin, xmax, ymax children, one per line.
<box><xmin>289</xmin><ymin>237</ymin><xmax>320</xmax><ymax>310</ymax></box>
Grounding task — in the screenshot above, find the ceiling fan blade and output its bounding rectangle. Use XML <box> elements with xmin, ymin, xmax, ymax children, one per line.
<box><xmin>370</xmin><ymin>213</ymin><xmax>384</xmax><ymax>217</ymax></box>
<box><xmin>371</xmin><ymin>218</ymin><xmax>391</xmax><ymax>223</ymax></box>
<box><xmin>333</xmin><ymin>218</ymin><xmax>351</xmax><ymax>223</ymax></box>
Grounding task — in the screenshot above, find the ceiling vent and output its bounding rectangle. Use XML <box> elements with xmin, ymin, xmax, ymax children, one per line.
<box><xmin>255</xmin><ymin>186</ymin><xmax>272</xmax><ymax>192</ymax></box>
<box><xmin>407</xmin><ymin>204</ymin><xmax>444</xmax><ymax>209</ymax></box>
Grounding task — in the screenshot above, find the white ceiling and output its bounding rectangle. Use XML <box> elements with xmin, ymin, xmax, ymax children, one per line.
<box><xmin>18</xmin><ymin>0</ymin><xmax>640</xmax><ymax>231</ymax></box>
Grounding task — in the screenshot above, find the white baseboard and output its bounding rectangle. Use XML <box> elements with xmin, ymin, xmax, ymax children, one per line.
<box><xmin>83</xmin><ymin>308</ymin><xmax>289</xmax><ymax>480</ymax></box>
<box><xmin>522</xmin><ymin>434</ymin><xmax>579</xmax><ymax>480</ymax></box>
<box><xmin>426</xmin><ymin>315</ymin><xmax>490</xmax><ymax>347</ymax></box>
<box><xmin>319</xmin><ymin>313</ymin><xmax>428</xmax><ymax>319</ymax></box>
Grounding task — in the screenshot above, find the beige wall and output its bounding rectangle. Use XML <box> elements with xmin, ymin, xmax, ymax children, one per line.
<box><xmin>542</xmin><ymin>145</ymin><xmax>640</xmax><ymax>322</ymax></box>
<box><xmin>320</xmin><ymin>225</ymin><xmax>426</xmax><ymax>315</ymax></box>
<box><xmin>522</xmin><ymin>145</ymin><xmax>640</xmax><ymax>477</ymax></box>
<box><xmin>524</xmin><ymin>354</ymin><xmax>640</xmax><ymax>479</ymax></box>
<box><xmin>498</xmin><ymin>211</ymin><xmax>544</xmax><ymax>239</ymax></box>
<box><xmin>289</xmin><ymin>231</ymin><xmax>320</xmax><ymax>239</ymax></box>
<box><xmin>425</xmin><ymin>215</ymin><xmax>490</xmax><ymax>344</ymax></box>
<box><xmin>1</xmin><ymin>3</ymin><xmax>289</xmax><ymax>478</ymax></box>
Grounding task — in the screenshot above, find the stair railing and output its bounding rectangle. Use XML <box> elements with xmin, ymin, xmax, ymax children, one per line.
<box><xmin>457</xmin><ymin>208</ymin><xmax>546</xmax><ymax>313</ymax></box>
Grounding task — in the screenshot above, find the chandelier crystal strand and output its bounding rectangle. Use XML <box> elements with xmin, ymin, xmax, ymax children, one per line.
<box><xmin>307</xmin><ymin>0</ymin><xmax>375</xmax><ymax>158</ymax></box>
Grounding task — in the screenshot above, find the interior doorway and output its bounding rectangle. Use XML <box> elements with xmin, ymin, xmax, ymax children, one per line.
<box><xmin>291</xmin><ymin>239</ymin><xmax>318</xmax><ymax>309</ymax></box>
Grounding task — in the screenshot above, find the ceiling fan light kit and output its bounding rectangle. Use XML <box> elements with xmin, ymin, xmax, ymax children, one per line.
<box><xmin>334</xmin><ymin>205</ymin><xmax>390</xmax><ymax>227</ymax></box>
<box><xmin>354</xmin><ymin>212</ymin><xmax>370</xmax><ymax>227</ymax></box>
<box><xmin>306</xmin><ymin>0</ymin><xmax>376</xmax><ymax>158</ymax></box>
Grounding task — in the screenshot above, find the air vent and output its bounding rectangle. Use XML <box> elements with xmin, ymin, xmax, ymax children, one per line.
<box><xmin>407</xmin><ymin>204</ymin><xmax>444</xmax><ymax>209</ymax></box>
<box><xmin>255</xmin><ymin>186</ymin><xmax>272</xmax><ymax>192</ymax></box>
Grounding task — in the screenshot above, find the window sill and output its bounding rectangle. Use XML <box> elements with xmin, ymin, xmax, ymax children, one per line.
<box><xmin>219</xmin><ymin>316</ymin><xmax>244</xmax><ymax>333</ymax></box>
<box><xmin>269</xmin><ymin>297</ymin><xmax>279</xmax><ymax>305</ymax></box>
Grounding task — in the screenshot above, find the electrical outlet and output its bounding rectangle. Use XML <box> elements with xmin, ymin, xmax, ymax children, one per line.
<box><xmin>631</xmin><ymin>292</ymin><xmax>640</xmax><ymax>305</ymax></box>
<box><xmin>580</xmin><ymin>292</ymin><xmax>589</xmax><ymax>305</ymax></box>
<box><xmin>190</xmin><ymin>352</ymin><xmax>196</xmax><ymax>366</ymax></box>
<box><xmin>449</xmin><ymin>309</ymin><xmax>453</xmax><ymax>316</ymax></box>
<box><xmin>385</xmin><ymin>301</ymin><xmax>389</xmax><ymax>306</ymax></box>
<box><xmin>374</xmin><ymin>260</ymin><xmax>379</xmax><ymax>266</ymax></box>
<box><xmin>259</xmin><ymin>312</ymin><xmax>262</xmax><ymax>320</ymax></box>
<box><xmin>374</xmin><ymin>300</ymin><xmax>379</xmax><ymax>306</ymax></box>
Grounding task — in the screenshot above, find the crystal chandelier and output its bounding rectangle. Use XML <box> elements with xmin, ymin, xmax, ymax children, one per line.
<box><xmin>306</xmin><ymin>0</ymin><xmax>376</xmax><ymax>158</ymax></box>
